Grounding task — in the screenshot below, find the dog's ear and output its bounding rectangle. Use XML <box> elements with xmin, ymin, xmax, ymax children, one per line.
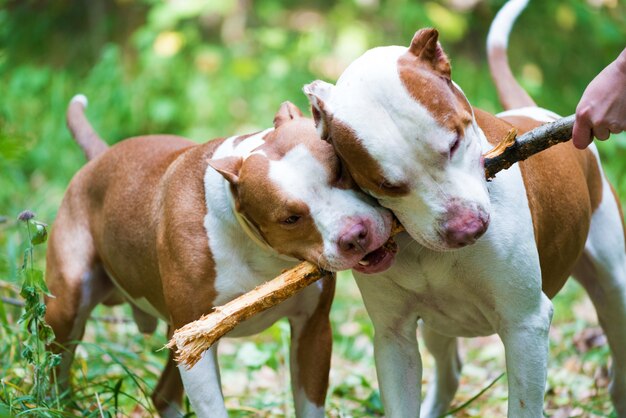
<box><xmin>273</xmin><ymin>101</ymin><xmax>304</xmax><ymax>128</ymax></box>
<box><xmin>207</xmin><ymin>156</ymin><xmax>243</xmax><ymax>185</ymax></box>
<box><xmin>303</xmin><ymin>80</ymin><xmax>334</xmax><ymax>142</ymax></box>
<box><xmin>408</xmin><ymin>28</ymin><xmax>451</xmax><ymax>77</ymax></box>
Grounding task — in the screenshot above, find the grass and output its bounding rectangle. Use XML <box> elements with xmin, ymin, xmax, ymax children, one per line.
<box><xmin>2</xmin><ymin>253</ymin><xmax>616</xmax><ymax>416</ymax></box>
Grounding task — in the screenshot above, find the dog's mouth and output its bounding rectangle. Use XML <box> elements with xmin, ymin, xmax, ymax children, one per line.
<box><xmin>352</xmin><ymin>238</ymin><xmax>398</xmax><ymax>274</ymax></box>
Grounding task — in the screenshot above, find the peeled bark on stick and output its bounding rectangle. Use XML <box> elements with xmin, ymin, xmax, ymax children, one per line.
<box><xmin>166</xmin><ymin>263</ymin><xmax>334</xmax><ymax>367</ymax></box>
<box><xmin>168</xmin><ymin>114</ymin><xmax>575</xmax><ymax>368</ymax></box>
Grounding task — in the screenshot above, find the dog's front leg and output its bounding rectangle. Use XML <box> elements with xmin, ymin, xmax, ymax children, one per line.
<box><xmin>499</xmin><ymin>293</ymin><xmax>553</xmax><ymax>418</ymax></box>
<box><xmin>288</xmin><ymin>277</ymin><xmax>334</xmax><ymax>418</ymax></box>
<box><xmin>177</xmin><ymin>345</ymin><xmax>228</xmax><ymax>418</ymax></box>
<box><xmin>374</xmin><ymin>321</ymin><xmax>422</xmax><ymax>417</ymax></box>
<box><xmin>356</xmin><ymin>275</ymin><xmax>422</xmax><ymax>418</ymax></box>
<box><xmin>419</xmin><ymin>323</ymin><xmax>461</xmax><ymax>418</ymax></box>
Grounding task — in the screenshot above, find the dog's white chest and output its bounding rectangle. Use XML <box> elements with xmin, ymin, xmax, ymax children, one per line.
<box><xmin>384</xmin><ymin>237</ymin><xmax>500</xmax><ymax>337</ymax></box>
<box><xmin>358</xmin><ymin>165</ymin><xmax>542</xmax><ymax>338</ymax></box>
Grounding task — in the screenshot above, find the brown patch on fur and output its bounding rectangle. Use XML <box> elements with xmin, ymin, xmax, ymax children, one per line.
<box><xmin>475</xmin><ymin>108</ymin><xmax>604</xmax><ymax>298</ymax></box>
<box><xmin>296</xmin><ymin>275</ymin><xmax>336</xmax><ymax>405</ymax></box>
<box><xmin>155</xmin><ymin>140</ymin><xmax>224</xmax><ymax>327</ymax></box>
<box><xmin>235</xmin><ymin>119</ymin><xmax>327</xmax><ymax>261</ymax></box>
<box><xmin>407</xmin><ymin>29</ymin><xmax>451</xmax><ymax>76</ymax></box>
<box><xmin>55</xmin><ymin>135</ymin><xmax>225</xmax><ymax>328</ymax></box>
<box><xmin>487</xmin><ymin>46</ymin><xmax>536</xmax><ymax>111</ymax></box>
<box><xmin>66</xmin><ymin>98</ymin><xmax>109</xmax><ymax>160</ymax></box>
<box><xmin>274</xmin><ymin>101</ymin><xmax>304</xmax><ymax>128</ymax></box>
<box><xmin>329</xmin><ymin>119</ymin><xmax>410</xmax><ymax>197</ymax></box>
<box><xmin>397</xmin><ymin>51</ymin><xmax>472</xmax><ymax>134</ymax></box>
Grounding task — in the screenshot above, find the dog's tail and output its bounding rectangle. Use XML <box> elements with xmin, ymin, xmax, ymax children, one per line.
<box><xmin>486</xmin><ymin>0</ymin><xmax>536</xmax><ymax>110</ymax></box>
<box><xmin>66</xmin><ymin>94</ymin><xmax>109</xmax><ymax>161</ymax></box>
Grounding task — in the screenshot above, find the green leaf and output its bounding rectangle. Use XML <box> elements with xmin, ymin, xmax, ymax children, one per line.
<box><xmin>30</xmin><ymin>221</ymin><xmax>48</xmax><ymax>245</ymax></box>
<box><xmin>113</xmin><ymin>377</ymin><xmax>124</xmax><ymax>412</ymax></box>
<box><xmin>35</xmin><ymin>302</ymin><xmax>47</xmax><ymax>317</ymax></box>
<box><xmin>21</xmin><ymin>345</ymin><xmax>34</xmax><ymax>363</ymax></box>
<box><xmin>364</xmin><ymin>390</ymin><xmax>384</xmax><ymax>414</ymax></box>
<box><xmin>39</xmin><ymin>322</ymin><xmax>55</xmax><ymax>344</ymax></box>
<box><xmin>48</xmin><ymin>352</ymin><xmax>61</xmax><ymax>367</ymax></box>
<box><xmin>20</xmin><ymin>268</ymin><xmax>50</xmax><ymax>296</ymax></box>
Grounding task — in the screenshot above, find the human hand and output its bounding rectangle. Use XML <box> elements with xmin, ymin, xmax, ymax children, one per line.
<box><xmin>572</xmin><ymin>49</ymin><xmax>626</xmax><ymax>149</ymax></box>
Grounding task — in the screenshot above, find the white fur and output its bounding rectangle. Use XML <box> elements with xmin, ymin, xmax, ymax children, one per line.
<box><xmin>178</xmin><ymin>347</ymin><xmax>228</xmax><ymax>418</ymax></box>
<box><xmin>486</xmin><ymin>0</ymin><xmax>530</xmax><ymax>50</ymax></box>
<box><xmin>71</xmin><ymin>93</ymin><xmax>88</xmax><ymax>108</ymax></box>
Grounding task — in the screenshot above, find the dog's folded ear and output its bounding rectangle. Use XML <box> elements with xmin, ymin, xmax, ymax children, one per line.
<box><xmin>273</xmin><ymin>101</ymin><xmax>304</xmax><ymax>128</ymax></box>
<box><xmin>408</xmin><ymin>28</ymin><xmax>451</xmax><ymax>77</ymax></box>
<box><xmin>303</xmin><ymin>80</ymin><xmax>334</xmax><ymax>142</ymax></box>
<box><xmin>207</xmin><ymin>156</ymin><xmax>243</xmax><ymax>185</ymax></box>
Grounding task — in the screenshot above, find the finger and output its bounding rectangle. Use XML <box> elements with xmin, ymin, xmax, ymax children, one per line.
<box><xmin>608</xmin><ymin>124</ymin><xmax>624</xmax><ymax>134</ymax></box>
<box><xmin>572</xmin><ymin>119</ymin><xmax>592</xmax><ymax>149</ymax></box>
<box><xmin>593</xmin><ymin>126</ymin><xmax>610</xmax><ymax>141</ymax></box>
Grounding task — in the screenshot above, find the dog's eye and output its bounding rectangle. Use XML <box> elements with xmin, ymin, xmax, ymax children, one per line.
<box><xmin>380</xmin><ymin>180</ymin><xmax>398</xmax><ymax>190</ymax></box>
<box><xmin>376</xmin><ymin>179</ymin><xmax>410</xmax><ymax>196</ymax></box>
<box><xmin>282</xmin><ymin>215</ymin><xmax>301</xmax><ymax>225</ymax></box>
<box><xmin>450</xmin><ymin>134</ymin><xmax>461</xmax><ymax>158</ymax></box>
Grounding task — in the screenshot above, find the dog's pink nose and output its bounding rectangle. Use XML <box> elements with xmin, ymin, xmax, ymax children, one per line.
<box><xmin>339</xmin><ymin>223</ymin><xmax>370</xmax><ymax>254</ymax></box>
<box><xmin>441</xmin><ymin>206</ymin><xmax>489</xmax><ymax>248</ymax></box>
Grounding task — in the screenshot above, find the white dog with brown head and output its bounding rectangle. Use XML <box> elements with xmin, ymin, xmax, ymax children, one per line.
<box><xmin>304</xmin><ymin>0</ymin><xmax>626</xmax><ymax>416</ymax></box>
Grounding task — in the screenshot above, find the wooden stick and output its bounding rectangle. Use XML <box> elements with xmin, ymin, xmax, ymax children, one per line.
<box><xmin>166</xmin><ymin>263</ymin><xmax>334</xmax><ymax>367</ymax></box>
<box><xmin>168</xmin><ymin>114</ymin><xmax>575</xmax><ymax>367</ymax></box>
<box><xmin>484</xmin><ymin>114</ymin><xmax>575</xmax><ymax>179</ymax></box>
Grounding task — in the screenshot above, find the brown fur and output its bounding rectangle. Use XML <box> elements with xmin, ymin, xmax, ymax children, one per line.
<box><xmin>398</xmin><ymin>30</ymin><xmax>473</xmax><ymax>135</ymax></box>
<box><xmin>295</xmin><ymin>275</ymin><xmax>335</xmax><ymax>405</ymax></box>
<box><xmin>233</xmin><ymin>117</ymin><xmax>361</xmax><ymax>260</ymax></box>
<box><xmin>475</xmin><ymin>109</ymin><xmax>603</xmax><ymax>297</ymax></box>
<box><xmin>487</xmin><ymin>46</ymin><xmax>536</xmax><ymax>110</ymax></box>
<box><xmin>152</xmin><ymin>329</ymin><xmax>185</xmax><ymax>412</ymax></box>
<box><xmin>45</xmin><ymin>135</ymin><xmax>205</xmax><ymax>413</ymax></box>
<box><xmin>47</xmin><ymin>112</ymin><xmax>337</xmax><ymax>413</ymax></box>
<box><xmin>328</xmin><ymin>120</ymin><xmax>410</xmax><ymax>197</ymax></box>
<box><xmin>66</xmin><ymin>99</ymin><xmax>108</xmax><ymax>160</ymax></box>
<box><xmin>237</xmin><ymin>154</ymin><xmax>325</xmax><ymax>260</ymax></box>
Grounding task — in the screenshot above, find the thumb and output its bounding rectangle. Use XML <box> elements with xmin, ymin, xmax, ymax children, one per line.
<box><xmin>572</xmin><ymin>117</ymin><xmax>592</xmax><ymax>149</ymax></box>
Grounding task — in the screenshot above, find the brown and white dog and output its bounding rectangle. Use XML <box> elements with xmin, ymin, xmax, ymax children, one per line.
<box><xmin>45</xmin><ymin>97</ymin><xmax>395</xmax><ymax>417</ymax></box>
<box><xmin>303</xmin><ymin>0</ymin><xmax>626</xmax><ymax>416</ymax></box>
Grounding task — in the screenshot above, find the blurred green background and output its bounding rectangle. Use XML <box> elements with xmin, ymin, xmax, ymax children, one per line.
<box><xmin>1</xmin><ymin>0</ymin><xmax>625</xmax><ymax>224</ymax></box>
<box><xmin>0</xmin><ymin>0</ymin><xmax>625</xmax><ymax>416</ymax></box>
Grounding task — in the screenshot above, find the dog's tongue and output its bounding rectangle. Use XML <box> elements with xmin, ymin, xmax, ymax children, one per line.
<box><xmin>352</xmin><ymin>238</ymin><xmax>398</xmax><ymax>274</ymax></box>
